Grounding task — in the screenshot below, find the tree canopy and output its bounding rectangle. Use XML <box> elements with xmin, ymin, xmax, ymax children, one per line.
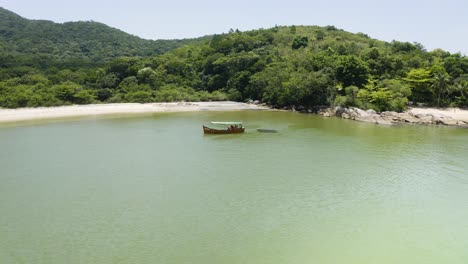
<box><xmin>1</xmin><ymin>8</ymin><xmax>467</xmax><ymax>111</ymax></box>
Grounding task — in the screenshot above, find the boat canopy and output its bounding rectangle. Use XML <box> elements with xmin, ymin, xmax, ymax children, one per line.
<box><xmin>210</xmin><ymin>121</ymin><xmax>243</xmax><ymax>125</ymax></box>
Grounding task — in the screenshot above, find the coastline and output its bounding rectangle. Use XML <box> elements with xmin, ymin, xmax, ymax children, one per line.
<box><xmin>1</xmin><ymin>101</ymin><xmax>467</xmax><ymax>128</ymax></box>
<box><xmin>0</xmin><ymin>101</ymin><xmax>269</xmax><ymax>123</ymax></box>
<box><xmin>319</xmin><ymin>106</ymin><xmax>468</xmax><ymax>127</ymax></box>
<box><xmin>408</xmin><ymin>107</ymin><xmax>468</xmax><ymax>122</ymax></box>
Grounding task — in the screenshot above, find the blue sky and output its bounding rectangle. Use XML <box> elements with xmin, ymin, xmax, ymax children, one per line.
<box><xmin>2</xmin><ymin>0</ymin><xmax>467</xmax><ymax>54</ymax></box>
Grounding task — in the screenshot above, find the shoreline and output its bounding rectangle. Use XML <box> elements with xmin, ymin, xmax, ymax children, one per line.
<box><xmin>0</xmin><ymin>102</ymin><xmax>269</xmax><ymax>123</ymax></box>
<box><xmin>407</xmin><ymin>107</ymin><xmax>468</xmax><ymax>122</ymax></box>
<box><xmin>319</xmin><ymin>106</ymin><xmax>468</xmax><ymax>127</ymax></box>
<box><xmin>1</xmin><ymin>102</ymin><xmax>467</xmax><ymax>128</ymax></box>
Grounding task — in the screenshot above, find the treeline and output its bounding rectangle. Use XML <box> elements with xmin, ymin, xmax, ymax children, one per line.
<box><xmin>1</xmin><ymin>23</ymin><xmax>467</xmax><ymax>111</ymax></box>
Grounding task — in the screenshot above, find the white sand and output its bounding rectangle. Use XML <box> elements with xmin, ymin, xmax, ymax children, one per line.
<box><xmin>2</xmin><ymin>103</ymin><xmax>467</xmax><ymax>125</ymax></box>
<box><xmin>0</xmin><ymin>102</ymin><xmax>269</xmax><ymax>123</ymax></box>
<box><xmin>408</xmin><ymin>107</ymin><xmax>468</xmax><ymax>122</ymax></box>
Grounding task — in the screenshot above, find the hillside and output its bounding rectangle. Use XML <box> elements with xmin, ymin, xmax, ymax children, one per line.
<box><xmin>0</xmin><ymin>11</ymin><xmax>467</xmax><ymax>110</ymax></box>
<box><xmin>0</xmin><ymin>7</ymin><xmax>209</xmax><ymax>67</ymax></box>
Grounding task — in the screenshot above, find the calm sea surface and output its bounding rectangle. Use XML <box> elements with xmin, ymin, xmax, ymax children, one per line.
<box><xmin>1</xmin><ymin>111</ymin><xmax>468</xmax><ymax>264</ymax></box>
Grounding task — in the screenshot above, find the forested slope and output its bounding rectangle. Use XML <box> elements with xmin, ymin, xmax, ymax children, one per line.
<box><xmin>0</xmin><ymin>7</ymin><xmax>208</xmax><ymax>68</ymax></box>
<box><xmin>1</xmin><ymin>8</ymin><xmax>467</xmax><ymax>110</ymax></box>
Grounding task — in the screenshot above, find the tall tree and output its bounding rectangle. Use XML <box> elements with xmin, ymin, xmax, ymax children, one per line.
<box><xmin>404</xmin><ymin>68</ymin><xmax>432</xmax><ymax>104</ymax></box>
<box><xmin>431</xmin><ymin>72</ymin><xmax>451</xmax><ymax>107</ymax></box>
<box><xmin>335</xmin><ymin>55</ymin><xmax>370</xmax><ymax>88</ymax></box>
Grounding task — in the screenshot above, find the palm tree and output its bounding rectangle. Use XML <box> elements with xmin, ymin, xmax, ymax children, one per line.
<box><xmin>452</xmin><ymin>75</ymin><xmax>468</xmax><ymax>106</ymax></box>
<box><xmin>431</xmin><ymin>72</ymin><xmax>451</xmax><ymax>107</ymax></box>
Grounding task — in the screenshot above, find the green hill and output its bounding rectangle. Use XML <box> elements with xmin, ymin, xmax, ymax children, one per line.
<box><xmin>0</xmin><ymin>8</ymin><xmax>467</xmax><ymax>110</ymax></box>
<box><xmin>73</xmin><ymin>25</ymin><xmax>465</xmax><ymax>110</ymax></box>
<box><xmin>0</xmin><ymin>7</ymin><xmax>208</xmax><ymax>67</ymax></box>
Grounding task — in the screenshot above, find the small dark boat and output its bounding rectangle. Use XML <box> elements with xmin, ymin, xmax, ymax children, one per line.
<box><xmin>257</xmin><ymin>128</ymin><xmax>278</xmax><ymax>133</ymax></box>
<box><xmin>203</xmin><ymin>122</ymin><xmax>245</xmax><ymax>134</ymax></box>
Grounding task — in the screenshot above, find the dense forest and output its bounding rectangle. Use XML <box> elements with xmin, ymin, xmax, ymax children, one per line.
<box><xmin>1</xmin><ymin>8</ymin><xmax>467</xmax><ymax>111</ymax></box>
<box><xmin>0</xmin><ymin>7</ymin><xmax>207</xmax><ymax>67</ymax></box>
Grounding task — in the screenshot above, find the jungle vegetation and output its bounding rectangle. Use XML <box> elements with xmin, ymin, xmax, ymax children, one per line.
<box><xmin>1</xmin><ymin>8</ymin><xmax>467</xmax><ymax>111</ymax></box>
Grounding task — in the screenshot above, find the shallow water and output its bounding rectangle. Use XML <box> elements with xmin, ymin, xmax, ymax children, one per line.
<box><xmin>1</xmin><ymin>111</ymin><xmax>468</xmax><ymax>264</ymax></box>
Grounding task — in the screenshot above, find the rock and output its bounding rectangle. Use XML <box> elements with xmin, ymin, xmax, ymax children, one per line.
<box><xmin>431</xmin><ymin>116</ymin><xmax>442</xmax><ymax>124</ymax></box>
<box><xmin>318</xmin><ymin>107</ymin><xmax>335</xmax><ymax>117</ymax></box>
<box><xmin>429</xmin><ymin>114</ymin><xmax>457</xmax><ymax>126</ymax></box>
<box><xmin>397</xmin><ymin>112</ymin><xmax>417</xmax><ymax>123</ymax></box>
<box><xmin>318</xmin><ymin>106</ymin><xmax>468</xmax><ymax>128</ymax></box>
<box><xmin>335</xmin><ymin>106</ymin><xmax>348</xmax><ymax>117</ymax></box>
<box><xmin>374</xmin><ymin>117</ymin><xmax>393</xmax><ymax>125</ymax></box>
<box><xmin>353</xmin><ymin>115</ymin><xmax>392</xmax><ymax>125</ymax></box>
<box><xmin>354</xmin><ymin>116</ymin><xmax>375</xmax><ymax>123</ymax></box>
<box><xmin>414</xmin><ymin>113</ymin><xmax>428</xmax><ymax>119</ymax></box>
<box><xmin>352</xmin><ymin>107</ymin><xmax>369</xmax><ymax>117</ymax></box>
<box><xmin>315</xmin><ymin>106</ymin><xmax>468</xmax><ymax>128</ymax></box>
<box><xmin>346</xmin><ymin>107</ymin><xmax>372</xmax><ymax>120</ymax></box>
<box><xmin>457</xmin><ymin>120</ymin><xmax>468</xmax><ymax>127</ymax></box>
<box><xmin>246</xmin><ymin>99</ymin><xmax>253</xmax><ymax>104</ymax></box>
<box><xmin>381</xmin><ymin>111</ymin><xmax>398</xmax><ymax>117</ymax></box>
<box><xmin>253</xmin><ymin>100</ymin><xmax>260</xmax><ymax>105</ymax></box>
<box><xmin>349</xmin><ymin>111</ymin><xmax>358</xmax><ymax>119</ymax></box>
<box><xmin>438</xmin><ymin>117</ymin><xmax>459</xmax><ymax>126</ymax></box>
<box><xmin>415</xmin><ymin>115</ymin><xmax>433</xmax><ymax>124</ymax></box>
<box><xmin>381</xmin><ymin>115</ymin><xmax>399</xmax><ymax>123</ymax></box>
<box><xmin>430</xmin><ymin>113</ymin><xmax>449</xmax><ymax>119</ymax></box>
<box><xmin>380</xmin><ymin>111</ymin><xmax>401</xmax><ymax>122</ymax></box>
<box><xmin>334</xmin><ymin>106</ymin><xmax>343</xmax><ymax>111</ymax></box>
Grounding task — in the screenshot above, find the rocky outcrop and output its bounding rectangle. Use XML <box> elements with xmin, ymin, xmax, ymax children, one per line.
<box><xmin>317</xmin><ymin>107</ymin><xmax>468</xmax><ymax>128</ymax></box>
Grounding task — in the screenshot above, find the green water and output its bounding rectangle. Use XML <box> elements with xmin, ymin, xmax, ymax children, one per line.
<box><xmin>1</xmin><ymin>111</ymin><xmax>468</xmax><ymax>264</ymax></box>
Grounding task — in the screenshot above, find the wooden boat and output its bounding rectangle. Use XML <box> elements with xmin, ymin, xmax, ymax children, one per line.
<box><xmin>203</xmin><ymin>121</ymin><xmax>245</xmax><ymax>134</ymax></box>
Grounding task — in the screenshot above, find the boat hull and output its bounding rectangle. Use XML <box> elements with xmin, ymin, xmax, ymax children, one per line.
<box><xmin>203</xmin><ymin>125</ymin><xmax>245</xmax><ymax>134</ymax></box>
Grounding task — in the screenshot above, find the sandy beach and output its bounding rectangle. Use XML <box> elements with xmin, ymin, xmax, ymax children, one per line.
<box><xmin>1</xmin><ymin>102</ymin><xmax>468</xmax><ymax>126</ymax></box>
<box><xmin>0</xmin><ymin>102</ymin><xmax>269</xmax><ymax>123</ymax></box>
